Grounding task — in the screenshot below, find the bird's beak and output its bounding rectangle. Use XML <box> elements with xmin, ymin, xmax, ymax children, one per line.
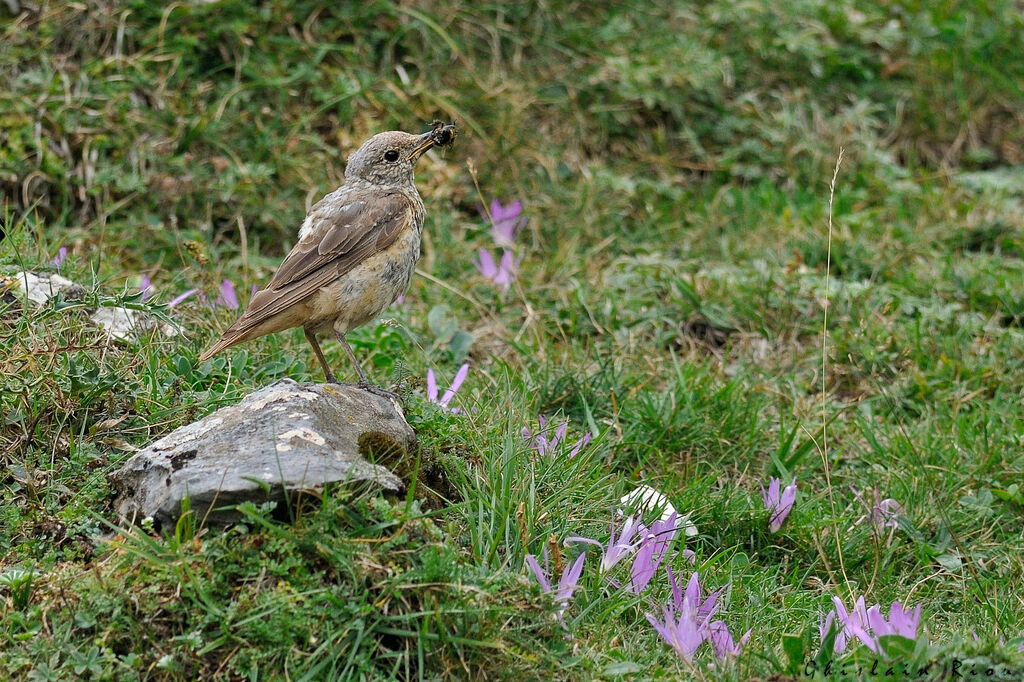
<box><xmin>407</xmin><ymin>132</ymin><xmax>436</xmax><ymax>162</ymax></box>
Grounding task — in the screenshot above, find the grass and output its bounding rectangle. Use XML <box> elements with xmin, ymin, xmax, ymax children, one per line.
<box><xmin>3</xmin><ymin>0</ymin><xmax>1024</xmax><ymax>679</ymax></box>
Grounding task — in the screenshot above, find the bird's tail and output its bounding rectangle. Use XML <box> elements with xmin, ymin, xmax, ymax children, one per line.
<box><xmin>198</xmin><ymin>286</ymin><xmax>277</xmax><ymax>362</ymax></box>
<box><xmin>198</xmin><ymin>328</ymin><xmax>248</xmax><ymax>362</ymax></box>
<box><xmin>198</xmin><ymin>338</ymin><xmax>231</xmax><ymax>362</ymax></box>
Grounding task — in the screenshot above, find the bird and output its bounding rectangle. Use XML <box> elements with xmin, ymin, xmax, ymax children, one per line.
<box><xmin>198</xmin><ymin>123</ymin><xmax>456</xmax><ymax>394</ymax></box>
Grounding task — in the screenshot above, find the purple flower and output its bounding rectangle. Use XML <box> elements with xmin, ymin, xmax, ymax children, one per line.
<box><xmin>823</xmin><ymin>596</ymin><xmax>922</xmax><ymax>654</ymax></box>
<box><xmin>647</xmin><ymin>595</ymin><xmax>708</xmax><ymax>662</ymax></box>
<box><xmin>830</xmin><ymin>595</ymin><xmax>874</xmax><ymax>653</ymax></box>
<box><xmin>53</xmin><ymin>247</ymin><xmax>67</xmax><ymax>267</ymax></box>
<box><xmin>567</xmin><ymin>432</ymin><xmax>592</xmax><ymax>458</ymax></box>
<box><xmin>474</xmin><ymin>248</ymin><xmax>521</xmax><ymax>292</ymax></box>
<box><xmin>597</xmin><ymin>514</ymin><xmax>645</xmax><ymax>571</ymax></box>
<box><xmin>708</xmin><ymin>620</ymin><xmax>751</xmax><ymax>659</ymax></box>
<box><xmin>868</xmin><ymin>602</ymin><xmax>922</xmax><ymax>641</ymax></box>
<box><xmin>167</xmin><ymin>288</ymin><xmax>199</xmax><ymax>308</ymax></box>
<box><xmin>760</xmin><ymin>477</ymin><xmax>797</xmax><ymax>533</ymax></box>
<box><xmin>820</xmin><ymin>610</ymin><xmax>840</xmax><ymax>652</ymax></box>
<box><xmin>522</xmin><ymin>415</ymin><xmax>591</xmax><ymax>458</ymax></box>
<box><xmin>426</xmin><ymin>363</ymin><xmax>469</xmax><ymax>413</ymax></box>
<box><xmin>217</xmin><ymin>279</ymin><xmax>239</xmax><ymax>309</ymax></box>
<box><xmin>852</xmin><ymin>486</ymin><xmax>903</xmax><ymax>535</ymax></box>
<box><xmin>646</xmin><ymin>569</ymin><xmax>735</xmax><ymax>662</ymax></box>
<box><xmin>140</xmin><ymin>275</ymin><xmax>152</xmax><ymax>302</ymax></box>
<box><xmin>522</xmin><ymin>414</ymin><xmax>561</xmax><ymax>456</ymax></box>
<box><xmin>525</xmin><ymin>548</ymin><xmax>585</xmax><ymax>627</ymax></box>
<box><xmin>566</xmin><ymin>512</ymin><xmax>645</xmax><ymax>572</ymax></box>
<box><xmin>487</xmin><ymin>199</ymin><xmax>525</xmax><ymax>247</ymax></box>
<box><xmin>647</xmin><ymin>569</ymin><xmax>745</xmax><ymax>659</ymax></box>
<box><xmin>676</xmin><ymin>569</ymin><xmax>725</xmax><ymax>623</ymax></box>
<box><xmin>629</xmin><ymin>512</ymin><xmax>680</xmax><ymax>593</ymax></box>
<box><xmin>250</xmin><ymin>283</ymin><xmax>259</xmax><ymax>299</ymax></box>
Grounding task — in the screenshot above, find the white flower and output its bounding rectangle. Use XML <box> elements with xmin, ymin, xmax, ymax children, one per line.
<box><xmin>620</xmin><ymin>484</ymin><xmax>697</xmax><ymax>537</ymax></box>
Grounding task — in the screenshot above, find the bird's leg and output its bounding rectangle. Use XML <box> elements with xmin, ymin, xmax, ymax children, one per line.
<box><xmin>304</xmin><ymin>328</ymin><xmax>338</xmax><ymax>384</ymax></box>
<box><xmin>336</xmin><ymin>331</ymin><xmax>399</xmax><ymax>401</ymax></box>
<box><xmin>337</xmin><ymin>332</ymin><xmax>370</xmax><ymax>385</ymax></box>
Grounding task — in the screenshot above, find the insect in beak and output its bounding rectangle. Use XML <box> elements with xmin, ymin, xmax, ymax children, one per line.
<box><xmin>407</xmin><ymin>121</ymin><xmax>457</xmax><ymax>161</ymax></box>
<box><xmin>430</xmin><ymin>121</ymin><xmax>457</xmax><ymax>146</ymax></box>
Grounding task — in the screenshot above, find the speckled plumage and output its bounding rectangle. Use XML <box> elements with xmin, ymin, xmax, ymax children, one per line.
<box><xmin>199</xmin><ymin>127</ymin><xmax>453</xmax><ymax>390</ymax></box>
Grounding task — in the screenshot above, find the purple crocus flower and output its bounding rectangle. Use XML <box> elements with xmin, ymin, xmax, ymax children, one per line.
<box><xmin>646</xmin><ymin>568</ymin><xmax>747</xmax><ymax>662</ymax></box>
<box><xmin>567</xmin><ymin>432</ymin><xmax>592</xmax><ymax>458</ymax></box>
<box><xmin>167</xmin><ymin>288</ymin><xmax>199</xmax><ymax>308</ymax></box>
<box><xmin>760</xmin><ymin>477</ymin><xmax>797</xmax><ymax>533</ymax></box>
<box><xmin>474</xmin><ymin>248</ymin><xmax>521</xmax><ymax>292</ymax></box>
<box><xmin>217</xmin><ymin>279</ymin><xmax>239</xmax><ymax>309</ymax></box>
<box><xmin>830</xmin><ymin>595</ymin><xmax>874</xmax><ymax>653</ymax></box>
<box><xmin>823</xmin><ymin>596</ymin><xmax>922</xmax><ymax>654</ymax></box>
<box><xmin>140</xmin><ymin>275</ymin><xmax>152</xmax><ymax>302</ymax></box>
<box><xmin>676</xmin><ymin>569</ymin><xmax>725</xmax><ymax>623</ymax></box>
<box><xmin>522</xmin><ymin>415</ymin><xmax>592</xmax><ymax>458</ymax></box>
<box><xmin>426</xmin><ymin>363</ymin><xmax>469</xmax><ymax>413</ymax></box>
<box><xmin>708</xmin><ymin>620</ymin><xmax>752</xmax><ymax>660</ymax></box>
<box><xmin>53</xmin><ymin>247</ymin><xmax>67</xmax><ymax>267</ymax></box>
<box><xmin>646</xmin><ymin>569</ymin><xmax>733</xmax><ymax>662</ymax></box>
<box><xmin>852</xmin><ymin>486</ymin><xmax>904</xmax><ymax>535</ymax></box>
<box><xmin>525</xmin><ymin>548</ymin><xmax>585</xmax><ymax>627</ymax></box>
<box><xmin>629</xmin><ymin>512</ymin><xmax>679</xmax><ymax>593</ymax></box>
<box><xmin>820</xmin><ymin>610</ymin><xmax>841</xmax><ymax>652</ymax></box>
<box><xmin>647</xmin><ymin>594</ymin><xmax>708</xmax><ymax>662</ymax></box>
<box><xmin>522</xmin><ymin>414</ymin><xmax>560</xmax><ymax>456</ymax></box>
<box><xmin>488</xmin><ymin>198</ymin><xmax>525</xmax><ymax>247</ymax></box>
<box><xmin>565</xmin><ymin>512</ymin><xmax>645</xmax><ymax>572</ymax></box>
<box><xmin>867</xmin><ymin>601</ymin><xmax>922</xmax><ymax>641</ymax></box>
<box><xmin>597</xmin><ymin>514</ymin><xmax>645</xmax><ymax>571</ymax></box>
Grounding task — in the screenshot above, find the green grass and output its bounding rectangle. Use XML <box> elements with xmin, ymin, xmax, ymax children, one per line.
<box><xmin>3</xmin><ymin>0</ymin><xmax>1024</xmax><ymax>679</ymax></box>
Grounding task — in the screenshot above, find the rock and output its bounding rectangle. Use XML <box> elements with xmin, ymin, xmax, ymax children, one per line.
<box><xmin>4</xmin><ymin>270</ymin><xmax>176</xmax><ymax>341</ymax></box>
<box><xmin>89</xmin><ymin>305</ymin><xmax>162</xmax><ymax>342</ymax></box>
<box><xmin>109</xmin><ymin>379</ymin><xmax>413</xmax><ymax>527</ymax></box>
<box><xmin>6</xmin><ymin>271</ymin><xmax>80</xmax><ymax>305</ymax></box>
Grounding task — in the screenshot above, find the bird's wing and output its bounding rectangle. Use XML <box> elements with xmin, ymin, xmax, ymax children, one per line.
<box><xmin>220</xmin><ymin>189</ymin><xmax>416</xmax><ymax>339</ymax></box>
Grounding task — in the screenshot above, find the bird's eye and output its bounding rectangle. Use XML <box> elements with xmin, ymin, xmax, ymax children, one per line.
<box><xmin>383</xmin><ymin>150</ymin><xmax>399</xmax><ymax>162</ymax></box>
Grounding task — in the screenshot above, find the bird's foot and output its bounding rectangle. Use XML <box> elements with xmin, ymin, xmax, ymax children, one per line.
<box><xmin>357</xmin><ymin>380</ymin><xmax>401</xmax><ymax>402</ymax></box>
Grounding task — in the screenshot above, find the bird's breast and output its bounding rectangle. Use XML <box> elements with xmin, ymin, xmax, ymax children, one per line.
<box><xmin>309</xmin><ymin>221</ymin><xmax>422</xmax><ymax>335</ymax></box>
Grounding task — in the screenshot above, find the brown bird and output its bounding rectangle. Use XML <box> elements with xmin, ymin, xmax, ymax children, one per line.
<box><xmin>199</xmin><ymin>124</ymin><xmax>456</xmax><ymax>393</ymax></box>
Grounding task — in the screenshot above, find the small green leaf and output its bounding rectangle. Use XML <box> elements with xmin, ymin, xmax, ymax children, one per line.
<box><xmin>876</xmin><ymin>634</ymin><xmax>917</xmax><ymax>659</ymax></box>
<box><xmin>449</xmin><ymin>330</ymin><xmax>474</xmax><ymax>363</ymax></box>
<box><xmin>601</xmin><ymin>661</ymin><xmax>643</xmax><ymax>676</ymax></box>
<box><xmin>427</xmin><ymin>304</ymin><xmax>456</xmax><ymax>339</ymax></box>
<box><xmin>783</xmin><ymin>633</ymin><xmax>806</xmax><ymax>674</ymax></box>
<box><xmin>74</xmin><ymin>611</ymin><xmax>97</xmax><ymax>629</ymax></box>
<box><xmin>174</xmin><ymin>355</ymin><xmax>192</xmax><ymax>376</ymax></box>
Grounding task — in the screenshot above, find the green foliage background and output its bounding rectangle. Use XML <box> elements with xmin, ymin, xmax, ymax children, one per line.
<box><xmin>2</xmin><ymin>1</ymin><xmax>1023</xmax><ymax>680</ymax></box>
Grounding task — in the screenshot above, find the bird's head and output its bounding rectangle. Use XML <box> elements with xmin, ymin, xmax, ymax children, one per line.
<box><xmin>344</xmin><ymin>126</ymin><xmax>453</xmax><ymax>187</ymax></box>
